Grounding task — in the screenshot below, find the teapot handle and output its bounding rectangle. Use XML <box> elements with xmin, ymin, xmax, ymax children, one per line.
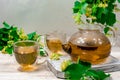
<box><xmin>97</xmin><ymin>24</ymin><xmax>117</xmax><ymax>46</ymax></box>
<box><xmin>107</xmin><ymin>27</ymin><xmax>117</xmax><ymax>46</ymax></box>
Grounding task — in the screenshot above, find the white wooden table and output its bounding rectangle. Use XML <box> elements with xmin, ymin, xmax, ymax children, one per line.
<box><xmin>0</xmin><ymin>47</ymin><xmax>120</xmax><ymax>80</ymax></box>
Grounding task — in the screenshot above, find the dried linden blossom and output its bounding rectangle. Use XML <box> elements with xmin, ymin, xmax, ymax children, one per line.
<box><xmin>49</xmin><ymin>53</ymin><xmax>62</xmax><ymax>60</ymax></box>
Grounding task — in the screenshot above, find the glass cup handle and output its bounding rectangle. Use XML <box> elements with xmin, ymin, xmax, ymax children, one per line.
<box><xmin>36</xmin><ymin>56</ymin><xmax>47</xmax><ymax>65</ymax></box>
<box><xmin>36</xmin><ymin>35</ymin><xmax>48</xmax><ymax>65</ymax></box>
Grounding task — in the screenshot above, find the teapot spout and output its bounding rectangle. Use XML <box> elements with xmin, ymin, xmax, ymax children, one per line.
<box><xmin>62</xmin><ymin>44</ymin><xmax>71</xmax><ymax>54</ymax></box>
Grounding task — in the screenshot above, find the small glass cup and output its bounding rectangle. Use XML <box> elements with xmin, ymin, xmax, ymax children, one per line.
<box><xmin>45</xmin><ymin>31</ymin><xmax>67</xmax><ymax>56</ymax></box>
<box><xmin>13</xmin><ymin>40</ymin><xmax>39</xmax><ymax>72</ymax></box>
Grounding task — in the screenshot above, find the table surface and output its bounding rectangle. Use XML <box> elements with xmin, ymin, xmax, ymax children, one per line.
<box><xmin>0</xmin><ymin>47</ymin><xmax>120</xmax><ymax>80</ymax></box>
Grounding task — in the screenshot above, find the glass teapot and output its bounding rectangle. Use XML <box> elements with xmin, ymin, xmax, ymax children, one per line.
<box><xmin>62</xmin><ymin>24</ymin><xmax>116</xmax><ymax>64</ymax></box>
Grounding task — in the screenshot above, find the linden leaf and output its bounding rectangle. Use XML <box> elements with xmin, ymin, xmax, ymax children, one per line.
<box><xmin>0</xmin><ymin>46</ymin><xmax>3</xmax><ymax>50</ymax></box>
<box><xmin>78</xmin><ymin>60</ymin><xmax>91</xmax><ymax>69</ymax></box>
<box><xmin>106</xmin><ymin>12</ymin><xmax>116</xmax><ymax>26</ymax></box>
<box><xmin>27</xmin><ymin>32</ymin><xmax>36</xmax><ymax>40</ymax></box>
<box><xmin>5</xmin><ymin>47</ymin><xmax>13</xmax><ymax>55</ymax></box>
<box><xmin>63</xmin><ymin>60</ymin><xmax>110</xmax><ymax>80</ymax></box>
<box><xmin>73</xmin><ymin>1</ymin><xmax>80</xmax><ymax>13</ymax></box>
<box><xmin>3</xmin><ymin>21</ymin><xmax>11</xmax><ymax>29</ymax></box>
<box><xmin>64</xmin><ymin>64</ymin><xmax>86</xmax><ymax>80</ymax></box>
<box><xmin>104</xmin><ymin>27</ymin><xmax>110</xmax><ymax>34</ymax></box>
<box><xmin>118</xmin><ymin>0</ymin><xmax>120</xmax><ymax>3</ymax></box>
<box><xmin>79</xmin><ymin>2</ymin><xmax>88</xmax><ymax>14</ymax></box>
<box><xmin>109</xmin><ymin>0</ymin><xmax>116</xmax><ymax>3</ymax></box>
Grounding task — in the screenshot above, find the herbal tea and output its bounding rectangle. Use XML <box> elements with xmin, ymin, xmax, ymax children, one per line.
<box><xmin>14</xmin><ymin>47</ymin><xmax>37</xmax><ymax>66</ymax></box>
<box><xmin>64</xmin><ymin>42</ymin><xmax>111</xmax><ymax>64</ymax></box>
<box><xmin>13</xmin><ymin>41</ymin><xmax>39</xmax><ymax>71</ymax></box>
<box><xmin>46</xmin><ymin>38</ymin><xmax>63</xmax><ymax>53</ymax></box>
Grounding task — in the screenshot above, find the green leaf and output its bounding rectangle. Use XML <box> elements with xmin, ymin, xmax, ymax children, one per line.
<box><xmin>118</xmin><ymin>0</ymin><xmax>120</xmax><ymax>3</ymax></box>
<box><xmin>5</xmin><ymin>47</ymin><xmax>13</xmax><ymax>54</ymax></box>
<box><xmin>89</xmin><ymin>69</ymin><xmax>110</xmax><ymax>80</ymax></box>
<box><xmin>10</xmin><ymin>27</ymin><xmax>17</xmax><ymax>35</ymax></box>
<box><xmin>79</xmin><ymin>2</ymin><xmax>88</xmax><ymax>14</ymax></box>
<box><xmin>73</xmin><ymin>1</ymin><xmax>81</xmax><ymax>13</ymax></box>
<box><xmin>3</xmin><ymin>21</ymin><xmax>11</xmax><ymax>29</ymax></box>
<box><xmin>73</xmin><ymin>1</ymin><xmax>88</xmax><ymax>14</ymax></box>
<box><xmin>73</xmin><ymin>8</ymin><xmax>79</xmax><ymax>13</ymax></box>
<box><xmin>107</xmin><ymin>3</ymin><xmax>114</xmax><ymax>12</ymax></box>
<box><xmin>39</xmin><ymin>47</ymin><xmax>46</xmax><ymax>56</ymax></box>
<box><xmin>109</xmin><ymin>0</ymin><xmax>116</xmax><ymax>3</ymax></box>
<box><xmin>78</xmin><ymin>60</ymin><xmax>91</xmax><ymax>69</ymax></box>
<box><xmin>64</xmin><ymin>60</ymin><xmax>92</xmax><ymax>80</ymax></box>
<box><xmin>2</xmin><ymin>38</ymin><xmax>9</xmax><ymax>41</ymax></box>
<box><xmin>104</xmin><ymin>27</ymin><xmax>110</xmax><ymax>34</ymax></box>
<box><xmin>86</xmin><ymin>0</ymin><xmax>94</xmax><ymax>3</ymax></box>
<box><xmin>63</xmin><ymin>60</ymin><xmax>110</xmax><ymax>80</ymax></box>
<box><xmin>65</xmin><ymin>64</ymin><xmax>86</xmax><ymax>80</ymax></box>
<box><xmin>95</xmin><ymin>7</ymin><xmax>116</xmax><ymax>26</ymax></box>
<box><xmin>86</xmin><ymin>69</ymin><xmax>110</xmax><ymax>80</ymax></box>
<box><xmin>0</xmin><ymin>34</ymin><xmax>3</xmax><ymax>38</ymax></box>
<box><xmin>98</xmin><ymin>14</ymin><xmax>106</xmax><ymax>25</ymax></box>
<box><xmin>106</xmin><ymin>12</ymin><xmax>116</xmax><ymax>26</ymax></box>
<box><xmin>96</xmin><ymin>7</ymin><xmax>105</xmax><ymax>19</ymax></box>
<box><xmin>85</xmin><ymin>70</ymin><xmax>100</xmax><ymax>79</ymax></box>
<box><xmin>27</xmin><ymin>32</ymin><xmax>36</xmax><ymax>40</ymax></box>
<box><xmin>74</xmin><ymin>1</ymin><xmax>81</xmax><ymax>7</ymax></box>
<box><xmin>92</xmin><ymin>4</ymin><xmax>97</xmax><ymax>14</ymax></box>
<box><xmin>0</xmin><ymin>46</ymin><xmax>3</xmax><ymax>50</ymax></box>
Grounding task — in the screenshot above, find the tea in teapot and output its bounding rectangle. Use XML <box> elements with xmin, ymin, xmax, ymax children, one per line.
<box><xmin>63</xmin><ymin>28</ymin><xmax>112</xmax><ymax>64</ymax></box>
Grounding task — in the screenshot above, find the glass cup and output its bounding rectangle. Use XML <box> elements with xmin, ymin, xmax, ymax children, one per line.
<box><xmin>13</xmin><ymin>40</ymin><xmax>39</xmax><ymax>72</ymax></box>
<box><xmin>45</xmin><ymin>31</ymin><xmax>67</xmax><ymax>56</ymax></box>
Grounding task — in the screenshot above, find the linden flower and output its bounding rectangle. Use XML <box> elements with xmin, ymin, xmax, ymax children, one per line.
<box><xmin>17</xmin><ymin>28</ymin><xmax>28</xmax><ymax>40</ymax></box>
<box><xmin>98</xmin><ymin>3</ymin><xmax>108</xmax><ymax>8</ymax></box>
<box><xmin>90</xmin><ymin>15</ymin><xmax>97</xmax><ymax>20</ymax></box>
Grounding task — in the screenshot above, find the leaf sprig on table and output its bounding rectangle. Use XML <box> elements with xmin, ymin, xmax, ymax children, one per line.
<box><xmin>0</xmin><ymin>22</ymin><xmax>46</xmax><ymax>56</ymax></box>
<box><xmin>61</xmin><ymin>60</ymin><xmax>110</xmax><ymax>80</ymax></box>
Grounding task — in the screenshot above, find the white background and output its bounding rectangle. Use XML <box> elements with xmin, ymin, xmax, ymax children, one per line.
<box><xmin>0</xmin><ymin>0</ymin><xmax>77</xmax><ymax>35</ymax></box>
